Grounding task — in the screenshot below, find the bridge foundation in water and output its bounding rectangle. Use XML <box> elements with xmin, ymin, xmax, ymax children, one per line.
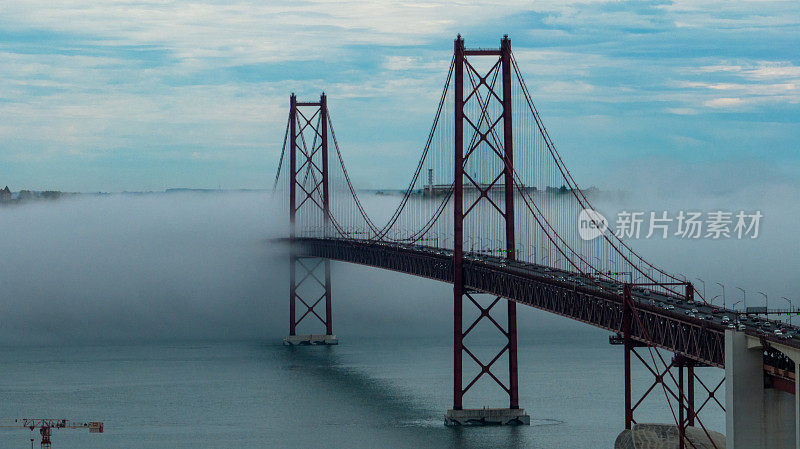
<box><xmin>444</xmin><ymin>408</ymin><xmax>531</xmax><ymax>426</ymax></box>
<box><xmin>283</xmin><ymin>334</ymin><xmax>338</xmax><ymax>346</ymax></box>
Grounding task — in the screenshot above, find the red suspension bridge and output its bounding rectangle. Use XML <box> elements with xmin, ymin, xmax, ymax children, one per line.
<box><xmin>274</xmin><ymin>35</ymin><xmax>800</xmax><ymax>449</ymax></box>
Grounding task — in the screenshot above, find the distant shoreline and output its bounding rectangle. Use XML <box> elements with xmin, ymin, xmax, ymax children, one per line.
<box><xmin>0</xmin><ymin>186</ymin><xmax>626</xmax><ymax>205</ymax></box>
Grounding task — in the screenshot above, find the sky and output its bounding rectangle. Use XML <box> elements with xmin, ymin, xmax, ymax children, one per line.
<box><xmin>0</xmin><ymin>0</ymin><xmax>798</xmax><ymax>192</ymax></box>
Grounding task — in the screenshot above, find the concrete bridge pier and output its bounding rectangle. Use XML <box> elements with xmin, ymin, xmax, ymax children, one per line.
<box><xmin>283</xmin><ymin>334</ymin><xmax>338</xmax><ymax>345</ymax></box>
<box><xmin>725</xmin><ymin>330</ymin><xmax>799</xmax><ymax>449</ymax></box>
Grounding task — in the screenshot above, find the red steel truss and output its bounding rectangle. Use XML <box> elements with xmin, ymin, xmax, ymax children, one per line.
<box><xmin>453</xmin><ymin>35</ymin><xmax>519</xmax><ymax>410</ymax></box>
<box><xmin>622</xmin><ymin>285</ymin><xmax>725</xmax><ymax>449</ymax></box>
<box><xmin>289</xmin><ymin>93</ymin><xmax>332</xmax><ymax>336</ymax></box>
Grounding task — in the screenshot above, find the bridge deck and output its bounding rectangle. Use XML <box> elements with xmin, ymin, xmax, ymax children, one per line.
<box><xmin>293</xmin><ymin>237</ymin><xmax>800</xmax><ymax>369</ymax></box>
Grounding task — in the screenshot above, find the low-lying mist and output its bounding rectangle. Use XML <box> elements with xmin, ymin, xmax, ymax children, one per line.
<box><xmin>0</xmin><ymin>172</ymin><xmax>797</xmax><ymax>346</ymax></box>
<box><xmin>594</xmin><ymin>161</ymin><xmax>799</xmax><ymax>308</ymax></box>
<box><xmin>0</xmin><ymin>192</ymin><xmax>288</xmax><ymax>345</ymax></box>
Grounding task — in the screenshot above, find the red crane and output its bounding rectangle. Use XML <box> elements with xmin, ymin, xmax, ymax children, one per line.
<box><xmin>1</xmin><ymin>418</ymin><xmax>103</xmax><ymax>448</ymax></box>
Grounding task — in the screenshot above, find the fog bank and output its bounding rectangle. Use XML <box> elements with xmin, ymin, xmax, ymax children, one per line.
<box><xmin>0</xmin><ymin>180</ymin><xmax>796</xmax><ymax>346</ymax></box>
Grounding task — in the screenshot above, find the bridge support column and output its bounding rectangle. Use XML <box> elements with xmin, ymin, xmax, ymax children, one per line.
<box><xmin>619</xmin><ymin>285</ymin><xmax>726</xmax><ymax>446</ymax></box>
<box><xmin>725</xmin><ymin>330</ymin><xmax>796</xmax><ymax>449</ymax></box>
<box><xmin>674</xmin><ymin>356</ymin><xmax>699</xmax><ymax>449</ymax></box>
<box><xmin>445</xmin><ymin>34</ymin><xmax>528</xmax><ymax>426</ymax></box>
<box><xmin>623</xmin><ymin>285</ymin><xmax>633</xmax><ymax>430</ymax></box>
<box><xmin>284</xmin><ymin>256</ymin><xmax>336</xmax><ymax>346</ymax></box>
<box><xmin>688</xmin><ymin>362</ymin><xmax>696</xmax><ymax>427</ymax></box>
<box><xmin>284</xmin><ymin>93</ymin><xmax>337</xmax><ymax>346</ymax></box>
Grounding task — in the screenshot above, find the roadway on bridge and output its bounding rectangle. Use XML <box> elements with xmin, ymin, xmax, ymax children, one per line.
<box><xmin>297</xmin><ymin>237</ymin><xmax>800</xmax><ymax>351</ymax></box>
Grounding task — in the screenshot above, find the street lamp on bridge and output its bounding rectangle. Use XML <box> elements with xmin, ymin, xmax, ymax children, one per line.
<box><xmin>515</xmin><ymin>243</ymin><xmax>525</xmax><ymax>261</ymax></box>
<box><xmin>696</xmin><ymin>278</ymin><xmax>706</xmax><ymax>300</ymax></box>
<box><xmin>736</xmin><ymin>287</ymin><xmax>746</xmax><ymax>310</ymax></box>
<box><xmin>716</xmin><ymin>282</ymin><xmax>726</xmax><ymax>309</ymax></box>
<box><xmin>466</xmin><ymin>236</ymin><xmax>477</xmax><ymax>252</ymax></box>
<box><xmin>758</xmin><ymin>291</ymin><xmax>768</xmax><ymax>312</ymax></box>
<box><xmin>782</xmin><ymin>297</ymin><xmax>793</xmax><ymax>326</ymax></box>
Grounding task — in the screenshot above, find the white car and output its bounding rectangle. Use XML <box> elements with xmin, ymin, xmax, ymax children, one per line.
<box><xmin>737</xmin><ymin>324</ymin><xmax>746</xmax><ymax>331</ymax></box>
<box><xmin>721</xmin><ymin>316</ymin><xmax>730</xmax><ymax>323</ymax></box>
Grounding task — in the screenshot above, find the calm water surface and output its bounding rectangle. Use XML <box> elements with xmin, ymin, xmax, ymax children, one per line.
<box><xmin>0</xmin><ymin>329</ymin><xmax>725</xmax><ymax>448</ymax></box>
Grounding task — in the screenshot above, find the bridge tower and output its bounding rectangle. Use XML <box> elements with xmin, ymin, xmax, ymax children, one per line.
<box><xmin>445</xmin><ymin>35</ymin><xmax>529</xmax><ymax>425</ymax></box>
<box><xmin>283</xmin><ymin>93</ymin><xmax>337</xmax><ymax>346</ymax></box>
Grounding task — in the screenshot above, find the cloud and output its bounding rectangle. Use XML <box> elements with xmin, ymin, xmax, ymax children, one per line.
<box><xmin>697</xmin><ymin>62</ymin><xmax>800</xmax><ymax>80</ymax></box>
<box><xmin>703</xmin><ymin>97</ymin><xmax>744</xmax><ymax>108</ymax></box>
<box><xmin>543</xmin><ymin>7</ymin><xmax>670</xmax><ymax>32</ymax></box>
<box><xmin>676</xmin><ymin>63</ymin><xmax>800</xmax><ymax>110</ymax></box>
<box><xmin>665</xmin><ymin>107</ymin><xmax>699</xmax><ymax>115</ymax></box>
<box><xmin>663</xmin><ymin>0</ymin><xmax>800</xmax><ymax>29</ymax></box>
<box><xmin>749</xmin><ymin>64</ymin><xmax>800</xmax><ymax>79</ymax></box>
<box><xmin>538</xmin><ymin>80</ymin><xmax>596</xmax><ymax>96</ymax></box>
<box><xmin>0</xmin><ymin>0</ymin><xmax>798</xmax><ymax>191</ymax></box>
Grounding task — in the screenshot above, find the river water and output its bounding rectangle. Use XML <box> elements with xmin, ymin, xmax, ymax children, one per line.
<box><xmin>0</xmin><ymin>328</ymin><xmax>725</xmax><ymax>448</ymax></box>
